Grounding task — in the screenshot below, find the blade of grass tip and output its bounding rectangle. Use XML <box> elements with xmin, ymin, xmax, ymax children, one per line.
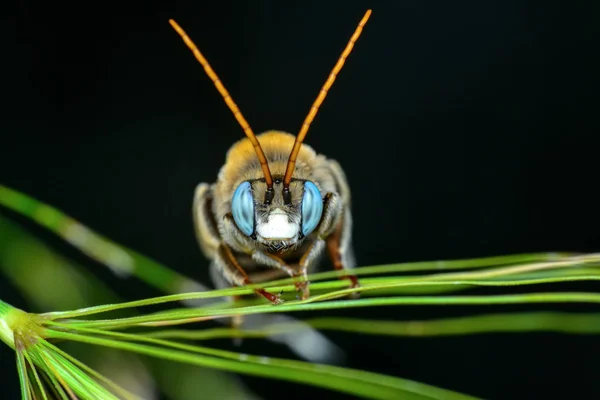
<box><xmin>16</xmin><ymin>347</ymin><xmax>31</xmax><ymax>400</ymax></box>
<box><xmin>0</xmin><ymin>184</ymin><xmax>197</xmax><ymax>295</ymax></box>
<box><xmin>45</xmin><ymin>329</ymin><xmax>476</xmax><ymax>400</ymax></box>
<box><xmin>23</xmin><ymin>351</ymin><xmax>49</xmax><ymax>400</ymax></box>
<box><xmin>38</xmin><ymin>339</ymin><xmax>138</xmax><ymax>400</ymax></box>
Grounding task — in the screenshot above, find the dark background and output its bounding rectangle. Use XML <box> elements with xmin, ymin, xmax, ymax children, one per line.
<box><xmin>2</xmin><ymin>1</ymin><xmax>600</xmax><ymax>399</ymax></box>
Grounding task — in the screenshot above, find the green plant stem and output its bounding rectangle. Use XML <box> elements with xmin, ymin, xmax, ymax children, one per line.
<box><xmin>44</xmin><ymin>292</ymin><xmax>600</xmax><ymax>330</ymax></box>
<box><xmin>23</xmin><ymin>351</ymin><xmax>49</xmax><ymax>400</ymax></box>
<box><xmin>0</xmin><ymin>300</ymin><xmax>16</xmax><ymax>348</ymax></box>
<box><xmin>16</xmin><ymin>349</ymin><xmax>30</xmax><ymax>400</ymax></box>
<box><xmin>46</xmin><ymin>329</ymin><xmax>475</xmax><ymax>400</ymax></box>
<box><xmin>0</xmin><ymin>184</ymin><xmax>197</xmax><ymax>295</ymax></box>
<box><xmin>141</xmin><ymin>312</ymin><xmax>600</xmax><ymax>340</ymax></box>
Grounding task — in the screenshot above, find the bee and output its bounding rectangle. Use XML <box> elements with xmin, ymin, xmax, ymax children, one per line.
<box><xmin>169</xmin><ymin>10</ymin><xmax>372</xmax><ymax>305</ymax></box>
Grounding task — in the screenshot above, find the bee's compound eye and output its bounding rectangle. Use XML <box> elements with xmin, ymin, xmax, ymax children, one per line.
<box><xmin>231</xmin><ymin>181</ymin><xmax>255</xmax><ymax>236</ymax></box>
<box><xmin>301</xmin><ymin>181</ymin><xmax>323</xmax><ymax>236</ymax></box>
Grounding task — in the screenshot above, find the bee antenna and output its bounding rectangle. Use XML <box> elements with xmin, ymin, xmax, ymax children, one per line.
<box><xmin>282</xmin><ymin>10</ymin><xmax>372</xmax><ymax>189</ymax></box>
<box><xmin>169</xmin><ymin>19</ymin><xmax>274</xmax><ymax>190</ymax></box>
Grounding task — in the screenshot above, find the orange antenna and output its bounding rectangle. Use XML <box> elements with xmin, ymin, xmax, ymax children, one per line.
<box><xmin>169</xmin><ymin>19</ymin><xmax>274</xmax><ymax>191</ymax></box>
<box><xmin>282</xmin><ymin>10</ymin><xmax>372</xmax><ymax>190</ymax></box>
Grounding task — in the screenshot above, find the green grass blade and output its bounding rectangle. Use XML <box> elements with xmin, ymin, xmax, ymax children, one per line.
<box><xmin>45</xmin><ymin>288</ymin><xmax>600</xmax><ymax>331</ymax></box>
<box><xmin>41</xmin><ymin>251</ymin><xmax>600</xmax><ymax>322</ymax></box>
<box><xmin>141</xmin><ymin>312</ymin><xmax>600</xmax><ymax>341</ymax></box>
<box><xmin>34</xmin><ymin>354</ymin><xmax>71</xmax><ymax>400</ymax></box>
<box><xmin>291</xmin><ymin>313</ymin><xmax>600</xmax><ymax>337</ymax></box>
<box><xmin>0</xmin><ymin>300</ymin><xmax>14</xmax><ymax>348</ymax></box>
<box><xmin>29</xmin><ymin>346</ymin><xmax>121</xmax><ymax>400</ymax></box>
<box><xmin>0</xmin><ymin>214</ymin><xmax>125</xmax><ymax>312</ymax></box>
<box><xmin>46</xmin><ymin>329</ymin><xmax>476</xmax><ymax>400</ymax></box>
<box><xmin>37</xmin><ymin>340</ymin><xmax>138</xmax><ymax>400</ymax></box>
<box><xmin>0</xmin><ymin>184</ymin><xmax>198</xmax><ymax>295</ymax></box>
<box><xmin>16</xmin><ymin>349</ymin><xmax>31</xmax><ymax>400</ymax></box>
<box><xmin>23</xmin><ymin>352</ymin><xmax>49</xmax><ymax>400</ymax></box>
<box><xmin>262</xmin><ymin>252</ymin><xmax>577</xmax><ymax>284</ymax></box>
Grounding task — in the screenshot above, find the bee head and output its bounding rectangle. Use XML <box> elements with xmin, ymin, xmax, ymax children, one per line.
<box><xmin>231</xmin><ymin>177</ymin><xmax>323</xmax><ymax>250</ymax></box>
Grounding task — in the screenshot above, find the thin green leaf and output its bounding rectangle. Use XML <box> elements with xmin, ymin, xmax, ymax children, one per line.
<box><xmin>16</xmin><ymin>349</ymin><xmax>30</xmax><ymax>400</ymax></box>
<box><xmin>37</xmin><ymin>340</ymin><xmax>138</xmax><ymax>400</ymax></box>
<box><xmin>23</xmin><ymin>351</ymin><xmax>49</xmax><ymax>400</ymax></box>
<box><xmin>140</xmin><ymin>312</ymin><xmax>600</xmax><ymax>341</ymax></box>
<box><xmin>46</xmin><ymin>329</ymin><xmax>476</xmax><ymax>400</ymax></box>
<box><xmin>0</xmin><ymin>184</ymin><xmax>197</xmax><ymax>295</ymax></box>
<box><xmin>48</xmin><ymin>291</ymin><xmax>600</xmax><ymax>331</ymax></box>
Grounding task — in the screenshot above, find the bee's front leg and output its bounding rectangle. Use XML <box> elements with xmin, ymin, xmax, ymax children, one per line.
<box><xmin>215</xmin><ymin>244</ymin><xmax>283</xmax><ymax>305</ymax></box>
<box><xmin>251</xmin><ymin>251</ymin><xmax>309</xmax><ymax>299</ymax></box>
<box><xmin>290</xmin><ymin>192</ymin><xmax>359</xmax><ymax>300</ymax></box>
<box><xmin>295</xmin><ymin>239</ymin><xmax>326</xmax><ymax>300</ymax></box>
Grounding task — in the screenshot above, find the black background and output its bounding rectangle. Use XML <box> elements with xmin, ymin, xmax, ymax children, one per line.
<box><xmin>1</xmin><ymin>1</ymin><xmax>600</xmax><ymax>399</ymax></box>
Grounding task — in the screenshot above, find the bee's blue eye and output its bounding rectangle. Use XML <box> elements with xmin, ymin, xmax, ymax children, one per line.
<box><xmin>231</xmin><ymin>181</ymin><xmax>255</xmax><ymax>236</ymax></box>
<box><xmin>301</xmin><ymin>181</ymin><xmax>323</xmax><ymax>236</ymax></box>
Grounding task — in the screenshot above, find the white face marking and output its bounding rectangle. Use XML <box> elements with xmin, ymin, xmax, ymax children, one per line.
<box><xmin>256</xmin><ymin>208</ymin><xmax>298</xmax><ymax>239</ymax></box>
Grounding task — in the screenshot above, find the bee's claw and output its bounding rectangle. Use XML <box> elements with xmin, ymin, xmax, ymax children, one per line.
<box><xmin>346</xmin><ymin>275</ymin><xmax>361</xmax><ymax>299</ymax></box>
<box><xmin>257</xmin><ymin>289</ymin><xmax>284</xmax><ymax>305</ymax></box>
<box><xmin>294</xmin><ymin>280</ymin><xmax>310</xmax><ymax>300</ymax></box>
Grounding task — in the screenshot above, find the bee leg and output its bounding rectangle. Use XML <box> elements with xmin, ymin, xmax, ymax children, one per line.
<box><xmin>326</xmin><ymin>231</ymin><xmax>360</xmax><ymax>298</ymax></box>
<box><xmin>217</xmin><ymin>244</ymin><xmax>283</xmax><ymax>305</ymax></box>
<box><xmin>322</xmin><ymin>194</ymin><xmax>360</xmax><ymax>298</ymax></box>
<box><xmin>220</xmin><ymin>214</ymin><xmax>296</xmax><ymax>302</ymax></box>
<box><xmin>250</xmin><ymin>252</ymin><xmax>308</xmax><ymax>298</ymax></box>
<box><xmin>296</xmin><ymin>240</ymin><xmax>328</xmax><ymax>300</ymax></box>
<box><xmin>231</xmin><ymin>289</ymin><xmax>244</xmax><ymax>346</ymax></box>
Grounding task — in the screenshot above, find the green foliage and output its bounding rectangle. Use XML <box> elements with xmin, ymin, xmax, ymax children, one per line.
<box><xmin>1</xmin><ymin>183</ymin><xmax>600</xmax><ymax>399</ymax></box>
